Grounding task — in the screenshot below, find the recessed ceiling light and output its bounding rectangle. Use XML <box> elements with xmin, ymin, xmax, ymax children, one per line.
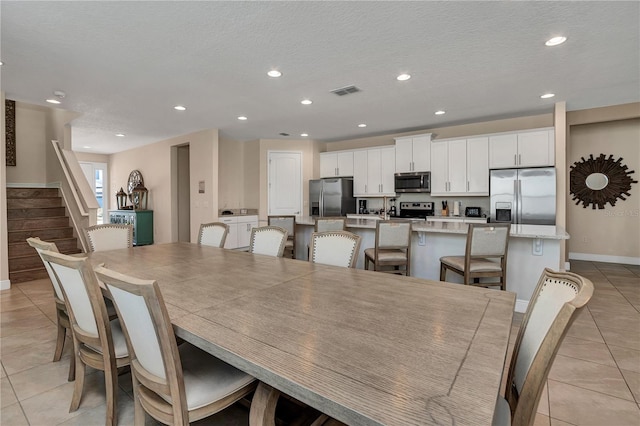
<box><xmin>115</xmin><ymin>133</ymin><xmax>126</xmax><ymax>137</ymax></box>
<box><xmin>267</xmin><ymin>70</ymin><xmax>282</xmax><ymax>78</ymax></box>
<box><xmin>300</xmin><ymin>133</ymin><xmax>308</xmax><ymax>137</ymax></box>
<box><xmin>545</xmin><ymin>36</ymin><xmax>567</xmax><ymax>47</ymax></box>
<box><xmin>358</xmin><ymin>123</ymin><xmax>367</xmax><ymax>128</ymax></box>
<box><xmin>301</xmin><ymin>99</ymin><xmax>313</xmax><ymax>105</ymax></box>
<box><xmin>435</xmin><ymin>110</ymin><xmax>446</xmax><ymax>115</ymax></box>
<box><xmin>238</xmin><ymin>116</ymin><xmax>248</xmax><ymax>120</ymax></box>
<box><xmin>0</xmin><ymin>61</ymin><xmax>4</xmax><ymax>66</ymax></box>
<box><xmin>46</xmin><ymin>99</ymin><xmax>61</xmax><ymax>104</ymax></box>
<box><xmin>397</xmin><ymin>73</ymin><xmax>411</xmax><ymax>81</ymax></box>
<box><xmin>174</xmin><ymin>105</ymin><xmax>186</xmax><ymax>111</ymax></box>
<box><xmin>540</xmin><ymin>93</ymin><xmax>555</xmax><ymax>99</ymax></box>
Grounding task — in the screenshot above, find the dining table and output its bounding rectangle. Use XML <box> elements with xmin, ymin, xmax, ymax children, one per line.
<box><xmin>84</xmin><ymin>242</ymin><xmax>516</xmax><ymax>426</ymax></box>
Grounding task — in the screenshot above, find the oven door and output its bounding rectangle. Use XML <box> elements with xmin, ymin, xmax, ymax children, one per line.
<box><xmin>394</xmin><ymin>172</ymin><xmax>430</xmax><ymax>193</ymax></box>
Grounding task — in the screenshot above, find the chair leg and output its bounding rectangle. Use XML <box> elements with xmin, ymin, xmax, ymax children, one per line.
<box><xmin>439</xmin><ymin>264</ymin><xmax>446</xmax><ymax>281</ymax></box>
<box><xmin>53</xmin><ymin>321</ymin><xmax>66</xmax><ymax>362</ymax></box>
<box><xmin>104</xmin><ymin>362</ymin><xmax>118</xmax><ymax>426</ymax></box>
<box><xmin>131</xmin><ymin>376</ymin><xmax>146</xmax><ymax>426</ymax></box>
<box><xmin>364</xmin><ymin>256</ymin><xmax>369</xmax><ymax>271</ymax></box>
<box><xmin>69</xmin><ymin>353</ymin><xmax>85</xmax><ymax>412</ymax></box>
<box><xmin>67</xmin><ymin>345</ymin><xmax>76</xmax><ymax>382</ymax></box>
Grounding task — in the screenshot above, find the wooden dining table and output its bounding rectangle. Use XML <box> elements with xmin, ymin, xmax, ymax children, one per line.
<box><xmin>84</xmin><ymin>242</ymin><xmax>515</xmax><ymax>426</ymax></box>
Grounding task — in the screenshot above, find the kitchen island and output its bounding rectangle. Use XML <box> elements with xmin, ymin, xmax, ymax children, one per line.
<box><xmin>295</xmin><ymin>217</ymin><xmax>569</xmax><ymax>312</ymax></box>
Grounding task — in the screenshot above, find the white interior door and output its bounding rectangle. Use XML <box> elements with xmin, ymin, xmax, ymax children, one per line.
<box><xmin>268</xmin><ymin>151</ymin><xmax>302</xmax><ymax>215</ymax></box>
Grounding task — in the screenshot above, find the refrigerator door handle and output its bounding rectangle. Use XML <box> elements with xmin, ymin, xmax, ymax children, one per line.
<box><xmin>319</xmin><ymin>190</ymin><xmax>324</xmax><ymax>217</ymax></box>
<box><xmin>518</xmin><ymin>179</ymin><xmax>523</xmax><ymax>224</ymax></box>
<box><xmin>514</xmin><ymin>179</ymin><xmax>519</xmax><ymax>224</ymax></box>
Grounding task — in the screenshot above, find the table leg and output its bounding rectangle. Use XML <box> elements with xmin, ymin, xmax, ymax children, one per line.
<box><xmin>249</xmin><ymin>382</ymin><xmax>280</xmax><ymax>426</ymax></box>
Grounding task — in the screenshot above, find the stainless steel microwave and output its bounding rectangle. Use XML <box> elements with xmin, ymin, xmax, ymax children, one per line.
<box><xmin>394</xmin><ymin>172</ymin><xmax>430</xmax><ymax>193</ymax></box>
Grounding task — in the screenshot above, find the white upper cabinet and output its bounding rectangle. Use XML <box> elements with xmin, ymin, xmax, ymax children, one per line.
<box><xmin>353</xmin><ymin>147</ymin><xmax>396</xmax><ymax>197</ymax></box>
<box><xmin>320</xmin><ymin>151</ymin><xmax>354</xmax><ymax>177</ymax></box>
<box><xmin>430</xmin><ymin>137</ymin><xmax>489</xmax><ymax>196</ymax></box>
<box><xmin>395</xmin><ymin>133</ymin><xmax>432</xmax><ymax>173</ymax></box>
<box><xmin>489</xmin><ymin>128</ymin><xmax>555</xmax><ymax>169</ymax></box>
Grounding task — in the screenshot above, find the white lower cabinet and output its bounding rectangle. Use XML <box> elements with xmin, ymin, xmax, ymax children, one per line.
<box><xmin>353</xmin><ymin>147</ymin><xmax>396</xmax><ymax>197</ymax></box>
<box><xmin>221</xmin><ymin>215</ymin><xmax>258</xmax><ymax>249</ymax></box>
<box><xmin>431</xmin><ymin>137</ymin><xmax>488</xmax><ymax>196</ymax></box>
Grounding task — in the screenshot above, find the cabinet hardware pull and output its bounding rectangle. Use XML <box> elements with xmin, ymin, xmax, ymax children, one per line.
<box><xmin>514</xmin><ymin>154</ymin><xmax>517</xmax><ymax>165</ymax></box>
<box><xmin>518</xmin><ymin>154</ymin><xmax>522</xmax><ymax>165</ymax></box>
<box><xmin>467</xmin><ymin>181</ymin><xmax>469</xmax><ymax>191</ymax></box>
<box><xmin>365</xmin><ymin>184</ymin><xmax>367</xmax><ymax>193</ymax></box>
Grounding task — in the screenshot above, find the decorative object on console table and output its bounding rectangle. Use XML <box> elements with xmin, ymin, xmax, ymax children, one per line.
<box><xmin>570</xmin><ymin>153</ymin><xmax>637</xmax><ymax>209</ymax></box>
<box><xmin>116</xmin><ymin>187</ymin><xmax>128</xmax><ymax>210</ymax></box>
<box><xmin>131</xmin><ymin>182</ymin><xmax>149</xmax><ymax>210</ymax></box>
<box><xmin>108</xmin><ymin>210</ymin><xmax>153</xmax><ymax>246</ymax></box>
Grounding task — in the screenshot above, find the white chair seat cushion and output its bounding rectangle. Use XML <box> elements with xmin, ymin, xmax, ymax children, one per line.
<box><xmin>364</xmin><ymin>248</ymin><xmax>407</xmax><ymax>262</ymax></box>
<box><xmin>175</xmin><ymin>343</ymin><xmax>255</xmax><ymax>410</ymax></box>
<box><xmin>492</xmin><ymin>396</ymin><xmax>511</xmax><ymax>426</ymax></box>
<box><xmin>285</xmin><ymin>240</ymin><xmax>294</xmax><ymax>248</ymax></box>
<box><xmin>440</xmin><ymin>256</ymin><xmax>502</xmax><ymax>272</ymax></box>
<box><xmin>87</xmin><ymin>318</ymin><xmax>129</xmax><ymax>358</ymax></box>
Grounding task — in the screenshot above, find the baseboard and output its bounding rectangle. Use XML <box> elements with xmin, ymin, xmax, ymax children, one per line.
<box><xmin>569</xmin><ymin>252</ymin><xmax>640</xmax><ymax>266</ymax></box>
<box><xmin>515</xmin><ymin>299</ymin><xmax>528</xmax><ymax>314</ymax></box>
<box><xmin>6</xmin><ymin>182</ymin><xmax>60</xmax><ymax>188</ymax></box>
<box><xmin>0</xmin><ymin>279</ymin><xmax>11</xmax><ymax>291</ymax></box>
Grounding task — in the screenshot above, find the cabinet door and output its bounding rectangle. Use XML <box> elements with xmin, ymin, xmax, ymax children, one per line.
<box><xmin>447</xmin><ymin>139</ymin><xmax>467</xmax><ymax>193</ymax></box>
<box><xmin>518</xmin><ymin>130</ymin><xmax>554</xmax><ymax>167</ymax></box>
<box><xmin>412</xmin><ymin>135</ymin><xmax>431</xmax><ymax>172</ymax></box>
<box><xmin>320</xmin><ymin>153</ymin><xmax>337</xmax><ymax>178</ymax></box>
<box><xmin>221</xmin><ymin>218</ymin><xmax>237</xmax><ymax>249</ymax></box>
<box><xmin>395</xmin><ymin>138</ymin><xmax>413</xmax><ymax>173</ymax></box>
<box><xmin>237</xmin><ymin>217</ymin><xmax>257</xmax><ymax>248</ymax></box>
<box><xmin>336</xmin><ymin>151</ymin><xmax>354</xmax><ymax>177</ymax></box>
<box><xmin>380</xmin><ymin>147</ymin><xmax>396</xmax><ymax>195</ymax></box>
<box><xmin>489</xmin><ymin>134</ymin><xmax>518</xmax><ymax>169</ymax></box>
<box><xmin>430</xmin><ymin>142</ymin><xmax>448</xmax><ymax>194</ymax></box>
<box><xmin>466</xmin><ymin>137</ymin><xmax>489</xmax><ymax>194</ymax></box>
<box><xmin>353</xmin><ymin>150</ymin><xmax>368</xmax><ymax>196</ymax></box>
<box><xmin>367</xmin><ymin>149</ymin><xmax>382</xmax><ymax>194</ymax></box>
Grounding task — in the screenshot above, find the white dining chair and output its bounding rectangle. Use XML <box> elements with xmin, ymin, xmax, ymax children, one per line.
<box><xmin>39</xmin><ymin>250</ymin><xmax>130</xmax><ymax>426</ymax></box>
<box><xmin>198</xmin><ymin>222</ymin><xmax>229</xmax><ymax>248</ymax></box>
<box><xmin>493</xmin><ymin>268</ymin><xmax>594</xmax><ymax>426</ymax></box>
<box><xmin>309</xmin><ymin>231</ymin><xmax>361</xmax><ymax>268</ymax></box>
<box><xmin>249</xmin><ymin>226</ymin><xmax>288</xmax><ymax>257</ymax></box>
<box><xmin>94</xmin><ymin>266</ymin><xmax>257</xmax><ymax>426</ymax></box>
<box><xmin>84</xmin><ymin>223</ymin><xmax>133</xmax><ymax>252</ymax></box>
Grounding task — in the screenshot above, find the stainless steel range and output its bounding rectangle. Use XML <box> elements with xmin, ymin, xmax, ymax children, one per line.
<box><xmin>399</xmin><ymin>202</ymin><xmax>434</xmax><ymax>219</ymax></box>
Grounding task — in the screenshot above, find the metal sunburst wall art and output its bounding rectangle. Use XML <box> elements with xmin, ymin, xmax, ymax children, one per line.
<box><xmin>570</xmin><ymin>154</ymin><xmax>637</xmax><ymax>209</ymax></box>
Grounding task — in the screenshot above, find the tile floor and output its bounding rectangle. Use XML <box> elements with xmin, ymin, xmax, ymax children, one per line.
<box><xmin>1</xmin><ymin>260</ymin><xmax>639</xmax><ymax>425</ymax></box>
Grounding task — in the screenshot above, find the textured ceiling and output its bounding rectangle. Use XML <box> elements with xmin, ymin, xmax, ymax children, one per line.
<box><xmin>1</xmin><ymin>1</ymin><xmax>639</xmax><ymax>154</ymax></box>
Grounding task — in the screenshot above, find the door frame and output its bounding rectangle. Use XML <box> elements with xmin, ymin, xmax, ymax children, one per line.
<box><xmin>267</xmin><ymin>150</ymin><xmax>303</xmax><ymax>216</ymax></box>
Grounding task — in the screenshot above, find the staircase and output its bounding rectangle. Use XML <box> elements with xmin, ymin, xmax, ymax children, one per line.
<box><xmin>7</xmin><ymin>187</ymin><xmax>82</xmax><ymax>283</ymax></box>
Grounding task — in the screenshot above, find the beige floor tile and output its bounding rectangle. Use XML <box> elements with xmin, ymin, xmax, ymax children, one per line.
<box><xmin>1</xmin><ymin>376</ymin><xmax>18</xmax><ymax>408</ymax></box>
<box><xmin>0</xmin><ymin>324</ymin><xmax>58</xmax><ymax>356</ymax></box>
<box><xmin>1</xmin><ymin>364</ymin><xmax>5</xmax><ymax>377</ymax></box>
<box><xmin>9</xmin><ymin>356</ymin><xmax>77</xmax><ymax>401</ymax></box>
<box><xmin>1</xmin><ymin>338</ymin><xmax>73</xmax><ymax>375</ymax></box>
<box><xmin>538</xmin><ymin>382</ymin><xmax>550</xmax><ymax>415</ymax></box>
<box><xmin>0</xmin><ymin>296</ymin><xmax>34</xmax><ymax>313</ymax></box>
<box><xmin>550</xmin><ymin>419</ymin><xmax>576</xmax><ymax>426</ymax></box>
<box><xmin>565</xmin><ymin>310</ymin><xmax>604</xmax><ymax>344</ymax></box>
<box><xmin>55</xmin><ymin>393</ymin><xmax>136</xmax><ymax>426</ymax></box>
<box><xmin>0</xmin><ymin>305</ymin><xmax>47</xmax><ymax>324</ymax></box>
<box><xmin>609</xmin><ymin>345</ymin><xmax>640</xmax><ymax>374</ymax></box>
<box><xmin>0</xmin><ymin>314</ymin><xmax>56</xmax><ymax>338</ymax></box>
<box><xmin>0</xmin><ymin>402</ymin><xmax>29</xmax><ymax>426</ymax></box>
<box><xmin>549</xmin><ymin>354</ymin><xmax>634</xmax><ymax>401</ymax></box>
<box><xmin>557</xmin><ymin>336</ymin><xmax>617</xmax><ymax>367</ymax></box>
<box><xmin>534</xmin><ymin>413</ymin><xmax>551</xmax><ymax>426</ymax></box>
<box><xmin>548</xmin><ymin>380</ymin><xmax>640</xmax><ymax>425</ymax></box>
<box><xmin>620</xmin><ymin>369</ymin><xmax>640</xmax><ymax>403</ymax></box>
<box><xmin>599</xmin><ymin>326</ymin><xmax>640</xmax><ymax>351</ymax></box>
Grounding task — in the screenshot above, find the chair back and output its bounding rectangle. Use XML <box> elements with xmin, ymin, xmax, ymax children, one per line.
<box><xmin>84</xmin><ymin>224</ymin><xmax>133</xmax><ymax>252</ymax></box>
<box><xmin>267</xmin><ymin>215</ymin><xmax>295</xmax><ymax>236</ymax></box>
<box><xmin>94</xmin><ymin>267</ymin><xmax>180</xmax><ymax>391</ymax></box>
<box><xmin>468</xmin><ymin>224</ymin><xmax>510</xmax><ymax>257</ymax></box>
<box><xmin>309</xmin><ymin>231</ymin><xmax>361</xmax><ymax>268</ymax></box>
<box><xmin>27</xmin><ymin>237</ymin><xmax>64</xmax><ymax>301</ymax></box>
<box><xmin>198</xmin><ymin>222</ymin><xmax>229</xmax><ymax>248</ymax></box>
<box><xmin>376</xmin><ymin>221</ymin><xmax>412</xmax><ymax>250</ymax></box>
<box><xmin>505</xmin><ymin>268</ymin><xmax>594</xmax><ymax>426</ymax></box>
<box><xmin>314</xmin><ymin>217</ymin><xmax>346</xmax><ymax>232</ymax></box>
<box><xmin>39</xmin><ymin>251</ymin><xmax>115</xmax><ymax>356</ymax></box>
<box><xmin>249</xmin><ymin>226</ymin><xmax>288</xmax><ymax>257</ymax></box>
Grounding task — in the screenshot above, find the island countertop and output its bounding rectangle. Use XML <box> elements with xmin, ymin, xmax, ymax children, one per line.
<box><xmin>296</xmin><ymin>216</ymin><xmax>569</xmax><ymax>240</ymax></box>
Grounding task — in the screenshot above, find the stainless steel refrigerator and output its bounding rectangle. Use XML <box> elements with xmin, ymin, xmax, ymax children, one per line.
<box><xmin>490</xmin><ymin>167</ymin><xmax>556</xmax><ymax>225</ymax></box>
<box><xmin>309</xmin><ymin>178</ymin><xmax>356</xmax><ymax>217</ymax></box>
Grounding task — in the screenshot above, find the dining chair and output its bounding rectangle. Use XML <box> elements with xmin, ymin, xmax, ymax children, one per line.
<box><xmin>84</xmin><ymin>223</ymin><xmax>134</xmax><ymax>252</ymax></box>
<box><xmin>39</xmin><ymin>250</ymin><xmax>130</xmax><ymax>426</ymax></box>
<box><xmin>268</xmin><ymin>215</ymin><xmax>296</xmax><ymax>258</ymax></box>
<box><xmin>197</xmin><ymin>222</ymin><xmax>229</xmax><ymax>248</ymax></box>
<box><xmin>249</xmin><ymin>226</ymin><xmax>288</xmax><ymax>257</ymax></box>
<box><xmin>364</xmin><ymin>220</ymin><xmax>412</xmax><ymax>276</ymax></box>
<box><xmin>309</xmin><ymin>231</ymin><xmax>361</xmax><ymax>268</ymax></box>
<box><xmin>439</xmin><ymin>223</ymin><xmax>511</xmax><ymax>290</ymax></box>
<box><xmin>26</xmin><ymin>237</ymin><xmax>75</xmax><ymax>381</ymax></box>
<box><xmin>93</xmin><ymin>266</ymin><xmax>257</xmax><ymax>426</ymax></box>
<box><xmin>314</xmin><ymin>217</ymin><xmax>346</xmax><ymax>232</ymax></box>
<box><xmin>493</xmin><ymin>268</ymin><xmax>594</xmax><ymax>426</ymax></box>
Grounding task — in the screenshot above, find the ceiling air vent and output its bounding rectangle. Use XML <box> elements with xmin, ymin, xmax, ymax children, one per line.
<box><xmin>279</xmin><ymin>132</ymin><xmax>290</xmax><ymax>136</ymax></box>
<box><xmin>330</xmin><ymin>85</ymin><xmax>361</xmax><ymax>96</ymax></box>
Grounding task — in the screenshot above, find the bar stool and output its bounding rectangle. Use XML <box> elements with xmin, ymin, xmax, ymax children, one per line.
<box><xmin>364</xmin><ymin>220</ymin><xmax>412</xmax><ymax>276</ymax></box>
<box><xmin>268</xmin><ymin>215</ymin><xmax>296</xmax><ymax>258</ymax></box>
<box><xmin>314</xmin><ymin>217</ymin><xmax>346</xmax><ymax>232</ymax></box>
<box><xmin>439</xmin><ymin>223</ymin><xmax>511</xmax><ymax>290</ymax></box>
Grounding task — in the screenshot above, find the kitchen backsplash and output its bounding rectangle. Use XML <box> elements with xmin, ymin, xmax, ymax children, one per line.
<box><xmin>358</xmin><ymin>194</ymin><xmax>491</xmax><ymax>217</ymax></box>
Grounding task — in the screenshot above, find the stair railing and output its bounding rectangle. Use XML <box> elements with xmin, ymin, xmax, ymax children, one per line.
<box><xmin>51</xmin><ymin>140</ymin><xmax>99</xmax><ymax>252</ymax></box>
